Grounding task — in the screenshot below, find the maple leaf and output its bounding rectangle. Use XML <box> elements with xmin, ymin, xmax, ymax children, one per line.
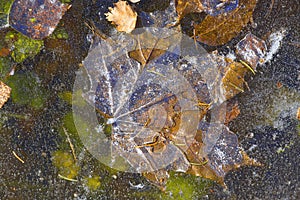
<box><xmin>105</xmin><ymin>1</ymin><xmax>137</xmax><ymax>33</ymax></box>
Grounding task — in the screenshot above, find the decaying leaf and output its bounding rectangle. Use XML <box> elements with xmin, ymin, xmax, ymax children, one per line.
<box><xmin>0</xmin><ymin>81</ymin><xmax>11</xmax><ymax>108</ymax></box>
<box><xmin>221</xmin><ymin>61</ymin><xmax>249</xmax><ymax>100</ymax></box>
<box><xmin>129</xmin><ymin>48</ymin><xmax>166</xmax><ymax>66</ymax></box>
<box><xmin>129</xmin><ymin>31</ymin><xmax>180</xmax><ymax>66</ymax></box>
<box><xmin>236</xmin><ymin>33</ymin><xmax>267</xmax><ymax>70</ymax></box>
<box><xmin>186</xmin><ymin>123</ymin><xmax>260</xmax><ymax>185</ymax></box>
<box><xmin>297</xmin><ymin>107</ymin><xmax>300</xmax><ymax>121</ymax></box>
<box><xmin>209</xmin><ymin>50</ymin><xmax>253</xmax><ymax>100</ymax></box>
<box><xmin>76</xmin><ymin>28</ymin><xmax>260</xmax><ymax>190</ymax></box>
<box><xmin>142</xmin><ymin>122</ymin><xmax>260</xmax><ymax>189</ymax></box>
<box><xmin>9</xmin><ymin>0</ymin><xmax>69</xmax><ymax>39</ymax></box>
<box><xmin>224</xmin><ymin>100</ymin><xmax>240</xmax><ymax>124</ymax></box>
<box><xmin>0</xmin><ymin>47</ymin><xmax>10</xmax><ymax>57</ymax></box>
<box><xmin>175</xmin><ymin>0</ymin><xmax>204</xmax><ymax>20</ymax></box>
<box><xmin>194</xmin><ymin>0</ymin><xmax>257</xmax><ymax>46</ymax></box>
<box><xmin>105</xmin><ymin>1</ymin><xmax>137</xmax><ymax>33</ymax></box>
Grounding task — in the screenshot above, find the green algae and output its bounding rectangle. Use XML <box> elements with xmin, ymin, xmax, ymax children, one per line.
<box><xmin>52</xmin><ymin>150</ymin><xmax>79</xmax><ymax>180</ymax></box>
<box><xmin>5</xmin><ymin>30</ymin><xmax>43</xmax><ymax>63</ymax></box>
<box><xmin>163</xmin><ymin>172</ymin><xmax>213</xmax><ymax>199</ymax></box>
<box><xmin>5</xmin><ymin>72</ymin><xmax>48</xmax><ymax>109</ymax></box>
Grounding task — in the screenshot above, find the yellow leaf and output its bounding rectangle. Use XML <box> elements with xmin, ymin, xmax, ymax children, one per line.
<box><xmin>175</xmin><ymin>0</ymin><xmax>204</xmax><ymax>20</ymax></box>
<box><xmin>194</xmin><ymin>0</ymin><xmax>257</xmax><ymax>46</ymax></box>
<box><xmin>105</xmin><ymin>0</ymin><xmax>137</xmax><ymax>33</ymax></box>
<box><xmin>0</xmin><ymin>81</ymin><xmax>11</xmax><ymax>108</ymax></box>
<box><xmin>129</xmin><ymin>48</ymin><xmax>166</xmax><ymax>66</ymax></box>
<box><xmin>221</xmin><ymin>61</ymin><xmax>249</xmax><ymax>100</ymax></box>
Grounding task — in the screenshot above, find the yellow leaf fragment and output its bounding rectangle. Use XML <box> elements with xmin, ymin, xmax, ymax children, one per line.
<box><xmin>194</xmin><ymin>0</ymin><xmax>257</xmax><ymax>46</ymax></box>
<box><xmin>0</xmin><ymin>81</ymin><xmax>11</xmax><ymax>108</ymax></box>
<box><xmin>105</xmin><ymin>1</ymin><xmax>137</xmax><ymax>33</ymax></box>
<box><xmin>225</xmin><ymin>101</ymin><xmax>240</xmax><ymax>125</ymax></box>
<box><xmin>221</xmin><ymin>61</ymin><xmax>249</xmax><ymax>100</ymax></box>
<box><xmin>129</xmin><ymin>48</ymin><xmax>166</xmax><ymax>66</ymax></box>
<box><xmin>176</xmin><ymin>0</ymin><xmax>204</xmax><ymax>20</ymax></box>
<box><xmin>297</xmin><ymin>107</ymin><xmax>300</xmax><ymax>121</ymax></box>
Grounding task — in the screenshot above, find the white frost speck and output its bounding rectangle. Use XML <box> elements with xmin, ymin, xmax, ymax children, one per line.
<box><xmin>95</xmin><ymin>124</ymin><xmax>104</xmax><ymax>133</ymax></box>
<box><xmin>264</xmin><ymin>29</ymin><xmax>287</xmax><ymax>63</ymax></box>
<box><xmin>226</xmin><ymin>51</ymin><xmax>236</xmax><ymax>60</ymax></box>
<box><xmin>129</xmin><ymin>181</ymin><xmax>145</xmax><ymax>190</ymax></box>
<box><xmin>248</xmin><ymin>144</ymin><xmax>257</xmax><ymax>152</ymax></box>
<box><xmin>107</xmin><ymin>118</ymin><xmax>116</xmax><ymax>124</ymax></box>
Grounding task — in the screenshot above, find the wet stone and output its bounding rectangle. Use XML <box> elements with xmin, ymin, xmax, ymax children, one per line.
<box><xmin>9</xmin><ymin>0</ymin><xmax>68</xmax><ymax>39</ymax></box>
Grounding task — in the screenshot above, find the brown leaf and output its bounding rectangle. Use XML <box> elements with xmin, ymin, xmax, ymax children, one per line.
<box><xmin>224</xmin><ymin>100</ymin><xmax>240</xmax><ymax>125</ymax></box>
<box><xmin>0</xmin><ymin>47</ymin><xmax>11</xmax><ymax>57</ymax></box>
<box><xmin>143</xmin><ymin>170</ymin><xmax>169</xmax><ymax>191</ymax></box>
<box><xmin>185</xmin><ymin>125</ymin><xmax>260</xmax><ymax>186</ymax></box>
<box><xmin>194</xmin><ymin>0</ymin><xmax>257</xmax><ymax>46</ymax></box>
<box><xmin>184</xmin><ymin>130</ymin><xmax>224</xmax><ymax>184</ymax></box>
<box><xmin>175</xmin><ymin>0</ymin><xmax>204</xmax><ymax>20</ymax></box>
<box><xmin>105</xmin><ymin>1</ymin><xmax>137</xmax><ymax>33</ymax></box>
<box><xmin>129</xmin><ymin>48</ymin><xmax>166</xmax><ymax>66</ymax></box>
<box><xmin>0</xmin><ymin>81</ymin><xmax>11</xmax><ymax>108</ymax></box>
<box><xmin>221</xmin><ymin>61</ymin><xmax>249</xmax><ymax>100</ymax></box>
<box><xmin>297</xmin><ymin>107</ymin><xmax>300</xmax><ymax>121</ymax></box>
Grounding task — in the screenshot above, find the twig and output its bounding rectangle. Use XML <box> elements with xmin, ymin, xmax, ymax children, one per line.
<box><xmin>58</xmin><ymin>174</ymin><xmax>78</xmax><ymax>182</ymax></box>
<box><xmin>62</xmin><ymin>127</ymin><xmax>77</xmax><ymax>162</ymax></box>
<box><xmin>12</xmin><ymin>151</ymin><xmax>25</xmax><ymax>163</ymax></box>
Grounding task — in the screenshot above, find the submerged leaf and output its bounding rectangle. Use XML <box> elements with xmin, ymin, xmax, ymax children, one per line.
<box><xmin>105</xmin><ymin>0</ymin><xmax>137</xmax><ymax>33</ymax></box>
<box><xmin>0</xmin><ymin>81</ymin><xmax>11</xmax><ymax>108</ymax></box>
<box><xmin>221</xmin><ymin>61</ymin><xmax>249</xmax><ymax>100</ymax></box>
<box><xmin>9</xmin><ymin>0</ymin><xmax>68</xmax><ymax>39</ymax></box>
<box><xmin>224</xmin><ymin>100</ymin><xmax>240</xmax><ymax>124</ymax></box>
<box><xmin>129</xmin><ymin>48</ymin><xmax>166</xmax><ymax>67</ymax></box>
<box><xmin>75</xmin><ymin>29</ymin><xmax>212</xmax><ymax>174</ymax></box>
<box><xmin>187</xmin><ymin>123</ymin><xmax>258</xmax><ymax>185</ymax></box>
<box><xmin>194</xmin><ymin>0</ymin><xmax>257</xmax><ymax>46</ymax></box>
<box><xmin>74</xmin><ymin>27</ymin><xmax>257</xmax><ymax>190</ymax></box>
<box><xmin>175</xmin><ymin>0</ymin><xmax>204</xmax><ymax>20</ymax></box>
<box><xmin>236</xmin><ymin>33</ymin><xmax>267</xmax><ymax>70</ymax></box>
